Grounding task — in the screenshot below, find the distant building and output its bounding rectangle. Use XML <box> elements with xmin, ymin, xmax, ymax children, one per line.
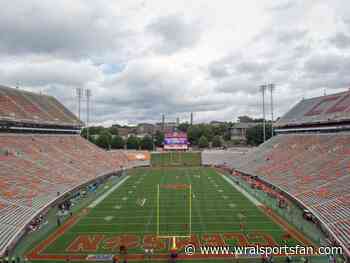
<box><xmin>117</xmin><ymin>127</ymin><xmax>136</xmax><ymax>139</ymax></box>
<box><xmin>210</xmin><ymin>121</ymin><xmax>226</xmax><ymax>126</ymax></box>
<box><xmin>155</xmin><ymin>122</ymin><xmax>177</xmax><ymax>133</ymax></box>
<box><xmin>137</xmin><ymin>123</ymin><xmax>155</xmax><ymax>136</ymax></box>
<box><xmin>230</xmin><ymin>122</ymin><xmax>258</xmax><ymax>142</ymax></box>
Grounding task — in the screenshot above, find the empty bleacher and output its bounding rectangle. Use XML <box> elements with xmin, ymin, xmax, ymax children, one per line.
<box><xmin>227</xmin><ymin>133</ymin><xmax>350</xmax><ymax>254</ymax></box>
<box><xmin>0</xmin><ymin>134</ymin><xmax>128</xmax><ymax>255</ymax></box>
<box><xmin>275</xmin><ymin>90</ymin><xmax>350</xmax><ymax>128</ymax></box>
<box><xmin>0</xmin><ymin>85</ymin><xmax>82</xmax><ymax>126</ymax></box>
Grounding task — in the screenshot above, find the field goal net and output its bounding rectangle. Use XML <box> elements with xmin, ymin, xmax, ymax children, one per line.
<box><xmin>156</xmin><ymin>183</ymin><xmax>192</xmax><ymax>248</ymax></box>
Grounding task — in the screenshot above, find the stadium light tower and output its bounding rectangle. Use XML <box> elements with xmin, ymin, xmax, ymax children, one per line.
<box><xmin>268</xmin><ymin>84</ymin><xmax>275</xmax><ymax>137</ymax></box>
<box><xmin>76</xmin><ymin>88</ymin><xmax>83</xmax><ymax>121</ymax></box>
<box><xmin>260</xmin><ymin>85</ymin><xmax>267</xmax><ymax>142</ymax></box>
<box><xmin>86</xmin><ymin>89</ymin><xmax>91</xmax><ymax>139</ymax></box>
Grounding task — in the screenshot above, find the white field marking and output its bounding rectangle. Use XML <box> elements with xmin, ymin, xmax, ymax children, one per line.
<box><xmin>186</xmin><ymin>169</ymin><xmax>206</xmax><ymax>233</ymax></box>
<box><xmin>220</xmin><ymin>174</ymin><xmax>262</xmax><ymax>206</ymax></box>
<box><xmin>88</xmin><ymin>176</ymin><xmax>129</xmax><ymax>208</ymax></box>
<box><xmin>132</xmin><ymin>185</ymin><xmax>137</xmax><ymax>188</ymax></box>
<box><xmin>140</xmin><ymin>198</ymin><xmax>146</xmax><ymax>207</ymax></box>
<box><xmin>114</xmin><ymin>205</ymin><xmax>122</xmax><ymax>209</ymax></box>
<box><xmin>229</xmin><ymin>203</ymin><xmax>236</xmax><ymax>208</ymax></box>
<box><xmin>122</xmin><ymin>197</ymin><xmax>128</xmax><ymax>201</ymax></box>
<box><xmin>104</xmin><ymin>186</ymin><xmax>109</xmax><ymax>189</ymax></box>
<box><xmin>218</xmin><ymin>189</ymin><xmax>223</xmax><ymax>193</ymax></box>
<box><xmin>128</xmin><ymin>190</ymin><xmax>133</xmax><ymax>194</ymax></box>
<box><xmin>222</xmin><ymin>195</ymin><xmax>229</xmax><ymax>199</ymax></box>
<box><xmin>104</xmin><ymin>216</ymin><xmax>114</xmax><ymax>221</ymax></box>
<box><xmin>237</xmin><ymin>213</ymin><xmax>246</xmax><ymax>219</ymax></box>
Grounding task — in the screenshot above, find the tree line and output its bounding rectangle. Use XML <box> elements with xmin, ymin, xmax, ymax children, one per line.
<box><xmin>81</xmin><ymin>116</ymin><xmax>274</xmax><ymax>150</ymax></box>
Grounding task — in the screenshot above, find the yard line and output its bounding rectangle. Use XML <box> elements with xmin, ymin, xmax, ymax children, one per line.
<box><xmin>88</xmin><ymin>176</ymin><xmax>129</xmax><ymax>209</ymax></box>
<box><xmin>220</xmin><ymin>173</ymin><xmax>262</xmax><ymax>206</ymax></box>
<box><xmin>144</xmin><ymin>169</ymin><xmax>164</xmax><ymax>234</ymax></box>
<box><xmin>185</xmin><ymin>167</ymin><xmax>207</xmax><ymax>233</ymax></box>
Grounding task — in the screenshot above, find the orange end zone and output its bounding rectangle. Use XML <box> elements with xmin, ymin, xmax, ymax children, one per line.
<box><xmin>26</xmin><ymin>206</ymin><xmax>318</xmax><ymax>261</ymax></box>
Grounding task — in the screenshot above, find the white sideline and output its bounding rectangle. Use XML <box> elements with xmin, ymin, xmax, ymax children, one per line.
<box><xmin>220</xmin><ymin>174</ymin><xmax>262</xmax><ymax>206</ymax></box>
<box><xmin>88</xmin><ymin>176</ymin><xmax>129</xmax><ymax>208</ymax></box>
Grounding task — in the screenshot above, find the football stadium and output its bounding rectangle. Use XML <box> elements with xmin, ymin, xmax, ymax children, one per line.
<box><xmin>2</xmin><ymin>2</ymin><xmax>350</xmax><ymax>263</ymax></box>
<box><xmin>0</xmin><ymin>85</ymin><xmax>349</xmax><ymax>263</ymax></box>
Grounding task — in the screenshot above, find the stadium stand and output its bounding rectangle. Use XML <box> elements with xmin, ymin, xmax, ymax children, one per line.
<box><xmin>231</xmin><ymin>133</ymin><xmax>350</xmax><ymax>256</ymax></box>
<box><xmin>203</xmin><ymin>90</ymin><xmax>350</xmax><ymax>259</ymax></box>
<box><xmin>275</xmin><ymin>89</ymin><xmax>350</xmax><ymax>128</ymax></box>
<box><xmin>0</xmin><ymin>86</ymin><xmax>128</xmax><ymax>257</ymax></box>
<box><xmin>0</xmin><ymin>85</ymin><xmax>82</xmax><ymax>127</ymax></box>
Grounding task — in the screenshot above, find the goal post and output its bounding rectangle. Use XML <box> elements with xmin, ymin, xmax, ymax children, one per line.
<box><xmin>156</xmin><ymin>183</ymin><xmax>192</xmax><ymax>249</ymax></box>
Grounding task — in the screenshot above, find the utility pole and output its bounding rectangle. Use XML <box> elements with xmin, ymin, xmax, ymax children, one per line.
<box><xmin>190</xmin><ymin>112</ymin><xmax>193</xmax><ymax>125</ymax></box>
<box><xmin>162</xmin><ymin>113</ymin><xmax>165</xmax><ymax>131</ymax></box>
<box><xmin>268</xmin><ymin>83</ymin><xmax>275</xmax><ymax>137</ymax></box>
<box><xmin>260</xmin><ymin>85</ymin><xmax>267</xmax><ymax>142</ymax></box>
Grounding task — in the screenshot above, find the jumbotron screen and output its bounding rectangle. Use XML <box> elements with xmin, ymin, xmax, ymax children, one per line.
<box><xmin>163</xmin><ymin>131</ymin><xmax>189</xmax><ymax>150</ymax></box>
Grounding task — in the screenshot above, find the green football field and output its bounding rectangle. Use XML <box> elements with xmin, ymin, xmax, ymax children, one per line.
<box><xmin>27</xmin><ymin>167</ymin><xmax>315</xmax><ymax>262</ymax></box>
<box><xmin>151</xmin><ymin>152</ymin><xmax>201</xmax><ymax>166</ymax></box>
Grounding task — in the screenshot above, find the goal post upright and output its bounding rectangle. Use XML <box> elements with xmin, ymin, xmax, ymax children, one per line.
<box><xmin>189</xmin><ymin>183</ymin><xmax>192</xmax><ymax>235</ymax></box>
<box><xmin>156</xmin><ymin>183</ymin><xmax>192</xmax><ymax>250</ymax></box>
<box><xmin>157</xmin><ymin>184</ymin><xmax>160</xmax><ymax>236</ymax></box>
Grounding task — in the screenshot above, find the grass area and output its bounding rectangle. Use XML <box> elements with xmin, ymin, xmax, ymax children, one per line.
<box><xmin>25</xmin><ymin>167</ymin><xmax>326</xmax><ymax>262</ymax></box>
<box><xmin>151</xmin><ymin>152</ymin><xmax>201</xmax><ymax>166</ymax></box>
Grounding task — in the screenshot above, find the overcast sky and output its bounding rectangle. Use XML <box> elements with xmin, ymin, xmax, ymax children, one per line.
<box><xmin>1</xmin><ymin>0</ymin><xmax>350</xmax><ymax>126</ymax></box>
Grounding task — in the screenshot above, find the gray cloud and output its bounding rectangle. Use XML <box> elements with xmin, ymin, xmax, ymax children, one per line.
<box><xmin>330</xmin><ymin>32</ymin><xmax>350</xmax><ymax>50</ymax></box>
<box><xmin>0</xmin><ymin>0</ymin><xmax>129</xmax><ymax>59</ymax></box>
<box><xmin>303</xmin><ymin>53</ymin><xmax>349</xmax><ymax>75</ymax></box>
<box><xmin>146</xmin><ymin>14</ymin><xmax>202</xmax><ymax>54</ymax></box>
<box><xmin>0</xmin><ymin>59</ymin><xmax>102</xmax><ymax>87</ymax></box>
<box><xmin>1</xmin><ymin>0</ymin><xmax>350</xmax><ymax>125</ymax></box>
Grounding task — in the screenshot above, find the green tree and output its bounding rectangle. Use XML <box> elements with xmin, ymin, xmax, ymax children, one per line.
<box><xmin>198</xmin><ymin>135</ymin><xmax>209</xmax><ymax>148</ymax></box>
<box><xmin>201</xmin><ymin>124</ymin><xmax>214</xmax><ymax>142</ymax></box>
<box><xmin>88</xmin><ymin>135</ymin><xmax>96</xmax><ymax>144</ymax></box>
<box><xmin>96</xmin><ymin>131</ymin><xmax>112</xmax><ymax>149</ymax></box>
<box><xmin>140</xmin><ymin>135</ymin><xmax>154</xmax><ymax>150</ymax></box>
<box><xmin>111</xmin><ymin>135</ymin><xmax>125</xmax><ymax>149</ymax></box>
<box><xmin>126</xmin><ymin>135</ymin><xmax>140</xmax><ymax>150</ymax></box>
<box><xmin>212</xmin><ymin>135</ymin><xmax>222</xmax><ymax>148</ymax></box>
<box><xmin>246</xmin><ymin>123</ymin><xmax>272</xmax><ymax>146</ymax></box>
<box><xmin>154</xmin><ymin>130</ymin><xmax>164</xmax><ymax>147</ymax></box>
<box><xmin>187</xmin><ymin>125</ymin><xmax>201</xmax><ymax>145</ymax></box>
<box><xmin>108</xmin><ymin>126</ymin><xmax>119</xmax><ymax>136</ymax></box>
<box><xmin>178</xmin><ymin>123</ymin><xmax>190</xmax><ymax>132</ymax></box>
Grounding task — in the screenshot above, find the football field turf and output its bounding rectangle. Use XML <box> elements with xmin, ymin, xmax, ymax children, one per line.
<box><xmin>151</xmin><ymin>152</ymin><xmax>201</xmax><ymax>166</ymax></box>
<box><xmin>27</xmin><ymin>167</ymin><xmax>314</xmax><ymax>262</ymax></box>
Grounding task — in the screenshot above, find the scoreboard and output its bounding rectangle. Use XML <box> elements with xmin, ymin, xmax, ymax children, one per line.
<box><xmin>163</xmin><ymin>132</ymin><xmax>189</xmax><ymax>150</ymax></box>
